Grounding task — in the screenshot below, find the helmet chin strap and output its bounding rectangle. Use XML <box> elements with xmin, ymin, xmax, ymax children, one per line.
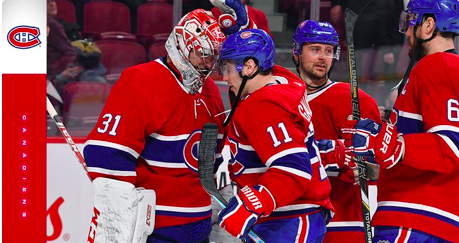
<box><xmin>223</xmin><ymin>69</ymin><xmax>261</xmax><ymax>126</ymax></box>
<box><xmin>397</xmin><ymin>25</ymin><xmax>438</xmax><ymax>96</ymax></box>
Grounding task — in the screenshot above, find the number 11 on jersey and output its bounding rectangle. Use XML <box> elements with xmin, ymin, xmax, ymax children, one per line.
<box><xmin>267</xmin><ymin>122</ymin><xmax>293</xmax><ymax>147</ymax></box>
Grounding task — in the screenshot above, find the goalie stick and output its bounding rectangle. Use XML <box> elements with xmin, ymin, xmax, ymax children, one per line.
<box><xmin>47</xmin><ymin>97</ymin><xmax>91</xmax><ymax>181</ymax></box>
<box><xmin>197</xmin><ymin>123</ymin><xmax>265</xmax><ymax>243</ymax></box>
<box><xmin>344</xmin><ymin>2</ymin><xmax>374</xmax><ymax>242</ymax></box>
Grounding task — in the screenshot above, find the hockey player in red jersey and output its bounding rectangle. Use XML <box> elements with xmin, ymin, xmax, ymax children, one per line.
<box><xmin>342</xmin><ymin>0</ymin><xmax>459</xmax><ymax>242</ymax></box>
<box><xmin>217</xmin><ymin>28</ymin><xmax>334</xmax><ymax>242</ymax></box>
<box><xmin>83</xmin><ymin>1</ymin><xmax>255</xmax><ymax>241</ymax></box>
<box><xmin>292</xmin><ymin>20</ymin><xmax>381</xmax><ymax>243</ymax></box>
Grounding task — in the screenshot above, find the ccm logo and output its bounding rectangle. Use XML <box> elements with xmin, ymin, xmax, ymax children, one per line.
<box><xmin>380</xmin><ymin>125</ymin><xmax>394</xmax><ymax>154</ymax></box>
<box><xmin>7</xmin><ymin>26</ymin><xmax>41</xmax><ymax>49</ymax></box>
<box><xmin>87</xmin><ymin>207</ymin><xmax>101</xmax><ymax>243</ymax></box>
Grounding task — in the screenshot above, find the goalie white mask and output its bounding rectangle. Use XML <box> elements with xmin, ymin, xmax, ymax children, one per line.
<box><xmin>166</xmin><ymin>9</ymin><xmax>225</xmax><ymax>94</ymax></box>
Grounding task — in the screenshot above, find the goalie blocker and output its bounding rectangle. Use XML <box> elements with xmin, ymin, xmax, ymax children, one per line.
<box><xmin>87</xmin><ymin>178</ymin><xmax>156</xmax><ymax>243</ymax></box>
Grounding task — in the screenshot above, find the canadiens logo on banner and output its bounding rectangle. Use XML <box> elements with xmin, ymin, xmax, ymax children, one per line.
<box><xmin>7</xmin><ymin>25</ymin><xmax>41</xmax><ymax>49</ymax></box>
<box><xmin>183</xmin><ymin>130</ymin><xmax>202</xmax><ymax>172</ymax></box>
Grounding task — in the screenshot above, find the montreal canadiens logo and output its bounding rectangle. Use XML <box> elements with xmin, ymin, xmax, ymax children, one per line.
<box><xmin>183</xmin><ymin>130</ymin><xmax>202</xmax><ymax>172</ymax></box>
<box><xmin>240</xmin><ymin>31</ymin><xmax>252</xmax><ymax>39</ymax></box>
<box><xmin>7</xmin><ymin>25</ymin><xmax>41</xmax><ymax>49</ymax></box>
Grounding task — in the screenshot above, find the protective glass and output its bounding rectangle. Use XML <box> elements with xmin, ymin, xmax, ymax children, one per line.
<box><xmin>219</xmin><ymin>60</ymin><xmax>238</xmax><ymax>76</ymax></box>
<box><xmin>189</xmin><ymin>40</ymin><xmax>222</xmax><ymax>78</ymax></box>
<box><xmin>303</xmin><ymin>45</ymin><xmax>336</xmax><ymax>59</ymax></box>
<box><xmin>399</xmin><ymin>11</ymin><xmax>418</xmax><ymax>34</ymax></box>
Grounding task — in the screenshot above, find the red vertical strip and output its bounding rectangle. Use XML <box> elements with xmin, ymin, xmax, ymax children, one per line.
<box><xmin>3</xmin><ymin>74</ymin><xmax>47</xmax><ymax>242</ymax></box>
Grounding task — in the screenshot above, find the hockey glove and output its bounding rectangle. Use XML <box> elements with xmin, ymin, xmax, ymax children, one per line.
<box><xmin>341</xmin><ymin>119</ymin><xmax>405</xmax><ymax>169</ymax></box>
<box><xmin>210</xmin><ymin>0</ymin><xmax>251</xmax><ymax>35</ymax></box>
<box><xmin>318</xmin><ymin>139</ymin><xmax>356</xmax><ymax>170</ymax></box>
<box><xmin>218</xmin><ymin>185</ymin><xmax>275</xmax><ymax>239</ymax></box>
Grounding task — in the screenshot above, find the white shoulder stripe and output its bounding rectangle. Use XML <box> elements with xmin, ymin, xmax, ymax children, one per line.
<box><xmin>327</xmin><ymin>221</ymin><xmax>364</xmax><ymax>227</ymax></box>
<box><xmin>274</xmin><ymin>203</ymin><xmax>321</xmax><ymax>212</ymax></box>
<box><xmin>239</xmin><ymin>143</ymin><xmax>255</xmax><ymax>151</ymax></box>
<box><xmin>156</xmin><ymin>205</ymin><xmax>212</xmax><ymax>213</ymax></box>
<box><xmin>87</xmin><ymin>167</ymin><xmax>136</xmax><ymax>177</ymax></box>
<box><xmin>266</xmin><ymin>147</ymin><xmax>308</xmax><ymax>167</ymax></box>
<box><xmin>437</xmin><ymin>134</ymin><xmax>459</xmax><ymax>159</ymax></box>
<box><xmin>144</xmin><ymin>159</ymin><xmax>188</xmax><ymax>168</ymax></box>
<box><xmin>149</xmin><ymin>133</ymin><xmax>225</xmax><ymax>141</ymax></box>
<box><xmin>85</xmin><ymin>140</ymin><xmax>139</xmax><ymax>158</ymax></box>
<box><xmin>398</xmin><ymin>110</ymin><xmax>423</xmax><ymax>121</ymax></box>
<box><xmin>427</xmin><ymin>125</ymin><xmax>459</xmax><ymax>134</ymax></box>
<box><xmin>271</xmin><ymin>165</ymin><xmax>311</xmax><ymax>180</ymax></box>
<box><xmin>378</xmin><ymin>201</ymin><xmax>459</xmax><ymax>223</ymax></box>
<box><xmin>243</xmin><ymin>167</ymin><xmax>268</xmax><ymax>174</ymax></box>
<box><xmin>150</xmin><ymin>133</ymin><xmax>189</xmax><ymax>141</ymax></box>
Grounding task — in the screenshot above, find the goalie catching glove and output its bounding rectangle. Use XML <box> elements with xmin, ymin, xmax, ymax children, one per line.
<box><xmin>209</xmin><ymin>0</ymin><xmax>255</xmax><ymax>35</ymax></box>
<box><xmin>341</xmin><ymin>119</ymin><xmax>405</xmax><ymax>169</ymax></box>
<box><xmin>218</xmin><ymin>185</ymin><xmax>275</xmax><ymax>239</ymax></box>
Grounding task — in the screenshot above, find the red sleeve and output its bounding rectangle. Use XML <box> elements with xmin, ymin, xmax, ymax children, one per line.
<box><xmin>400</xmin><ymin>56</ymin><xmax>459</xmax><ymax>173</ymax></box>
<box><xmin>83</xmin><ymin>66</ymin><xmax>157</xmax><ymax>183</ymax></box>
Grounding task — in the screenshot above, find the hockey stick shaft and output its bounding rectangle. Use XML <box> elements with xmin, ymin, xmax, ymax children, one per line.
<box><xmin>47</xmin><ymin>97</ymin><xmax>91</xmax><ymax>181</ymax></box>
<box><xmin>198</xmin><ymin>123</ymin><xmax>265</xmax><ymax>243</ymax></box>
<box><xmin>344</xmin><ymin>8</ymin><xmax>373</xmax><ymax>243</ymax></box>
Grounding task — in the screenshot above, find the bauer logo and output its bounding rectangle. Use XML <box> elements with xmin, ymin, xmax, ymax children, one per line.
<box><xmin>7</xmin><ymin>26</ymin><xmax>41</xmax><ymax>49</ymax></box>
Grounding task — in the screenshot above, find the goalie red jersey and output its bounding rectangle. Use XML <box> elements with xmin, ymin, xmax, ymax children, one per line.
<box><xmin>307</xmin><ymin>82</ymin><xmax>381</xmax><ymax>243</ymax></box>
<box><xmin>374</xmin><ymin>52</ymin><xmax>459</xmax><ymax>242</ymax></box>
<box><xmin>227</xmin><ymin>65</ymin><xmax>334</xmax><ymax>223</ymax></box>
<box><xmin>83</xmin><ymin>57</ymin><xmax>227</xmax><ymax>229</ymax></box>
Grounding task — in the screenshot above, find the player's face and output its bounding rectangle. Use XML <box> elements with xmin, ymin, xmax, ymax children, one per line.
<box><xmin>189</xmin><ymin>49</ymin><xmax>217</xmax><ymax>76</ymax></box>
<box><xmin>220</xmin><ymin>61</ymin><xmax>243</xmax><ymax>95</ymax></box>
<box><xmin>299</xmin><ymin>43</ymin><xmax>334</xmax><ymax>80</ymax></box>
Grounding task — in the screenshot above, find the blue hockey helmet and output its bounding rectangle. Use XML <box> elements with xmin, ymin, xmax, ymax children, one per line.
<box><xmin>219</xmin><ymin>28</ymin><xmax>275</xmax><ymax>73</ymax></box>
<box><xmin>292</xmin><ymin>20</ymin><xmax>340</xmax><ymax>59</ymax></box>
<box><xmin>400</xmin><ymin>0</ymin><xmax>459</xmax><ymax>35</ymax></box>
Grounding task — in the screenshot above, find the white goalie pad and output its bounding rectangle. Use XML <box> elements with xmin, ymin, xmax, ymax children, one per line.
<box><xmin>87</xmin><ymin>178</ymin><xmax>156</xmax><ymax>243</ymax></box>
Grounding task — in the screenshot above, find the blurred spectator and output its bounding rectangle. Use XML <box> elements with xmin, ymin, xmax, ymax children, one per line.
<box><xmin>183</xmin><ymin>0</ymin><xmax>214</xmax><ymax>15</ymax></box>
<box><xmin>211</xmin><ymin>0</ymin><xmax>272</xmax><ymax>37</ymax></box>
<box><xmin>331</xmin><ymin>0</ymin><xmax>404</xmax><ymax>82</ymax></box>
<box><xmin>53</xmin><ymin>0</ymin><xmax>82</xmax><ymax>41</ymax></box>
<box><xmin>278</xmin><ymin>0</ymin><xmax>300</xmax><ymax>31</ymax></box>
<box><xmin>54</xmin><ymin>40</ymin><xmax>107</xmax><ymax>95</ymax></box>
<box><xmin>73</xmin><ymin>0</ymin><xmax>89</xmax><ymax>30</ymax></box>
<box><xmin>47</xmin><ymin>0</ymin><xmax>77</xmax><ymax>80</ymax></box>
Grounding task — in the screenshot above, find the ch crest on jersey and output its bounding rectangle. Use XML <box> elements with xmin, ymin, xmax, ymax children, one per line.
<box><xmin>183</xmin><ymin>130</ymin><xmax>202</xmax><ymax>172</ymax></box>
<box><xmin>7</xmin><ymin>26</ymin><xmax>41</xmax><ymax>49</ymax></box>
